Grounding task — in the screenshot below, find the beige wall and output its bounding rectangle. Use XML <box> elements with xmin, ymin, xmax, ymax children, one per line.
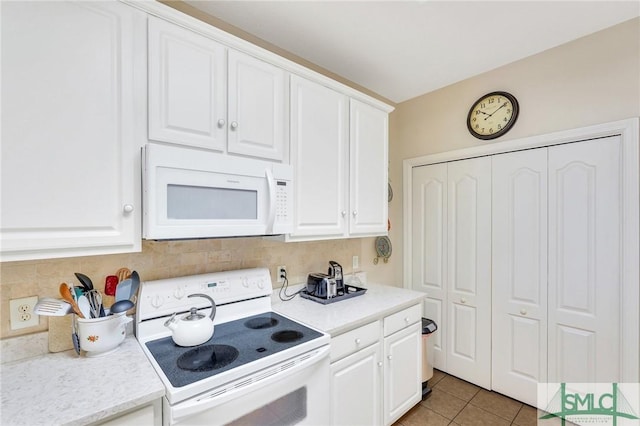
<box><xmin>385</xmin><ymin>17</ymin><xmax>640</xmax><ymax>288</ymax></box>
<box><xmin>0</xmin><ymin>238</ymin><xmax>362</xmax><ymax>338</ymax></box>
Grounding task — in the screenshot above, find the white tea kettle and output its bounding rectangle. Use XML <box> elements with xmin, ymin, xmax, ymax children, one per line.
<box><xmin>164</xmin><ymin>293</ymin><xmax>217</xmax><ymax>347</ymax></box>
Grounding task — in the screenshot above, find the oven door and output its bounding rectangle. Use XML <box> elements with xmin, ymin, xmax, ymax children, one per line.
<box><xmin>166</xmin><ymin>346</ymin><xmax>330</xmax><ymax>426</ymax></box>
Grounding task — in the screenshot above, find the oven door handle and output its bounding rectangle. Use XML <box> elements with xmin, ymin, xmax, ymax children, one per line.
<box><xmin>170</xmin><ymin>345</ymin><xmax>330</xmax><ymax>423</ymax></box>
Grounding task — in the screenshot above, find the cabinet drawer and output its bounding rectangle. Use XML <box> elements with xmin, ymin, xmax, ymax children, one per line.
<box><xmin>383</xmin><ymin>304</ymin><xmax>421</xmax><ymax>337</ymax></box>
<box><xmin>331</xmin><ymin>321</ymin><xmax>380</xmax><ymax>362</ymax></box>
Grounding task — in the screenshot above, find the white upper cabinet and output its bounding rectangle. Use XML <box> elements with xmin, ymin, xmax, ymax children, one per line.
<box><xmin>148</xmin><ymin>16</ymin><xmax>227</xmax><ymax>151</ymax></box>
<box><xmin>287</xmin><ymin>82</ymin><xmax>389</xmax><ymax>240</ymax></box>
<box><xmin>1</xmin><ymin>1</ymin><xmax>146</xmax><ymax>261</ymax></box>
<box><xmin>349</xmin><ymin>99</ymin><xmax>389</xmax><ymax>236</ymax></box>
<box><xmin>289</xmin><ymin>76</ymin><xmax>349</xmax><ymax>238</ymax></box>
<box><xmin>148</xmin><ymin>17</ymin><xmax>287</xmax><ymax>162</ymax></box>
<box><xmin>227</xmin><ymin>50</ymin><xmax>287</xmax><ymax>161</ymax></box>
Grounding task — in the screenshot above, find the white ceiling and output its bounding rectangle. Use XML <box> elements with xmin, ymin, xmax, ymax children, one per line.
<box><xmin>185</xmin><ymin>1</ymin><xmax>640</xmax><ymax>104</ymax></box>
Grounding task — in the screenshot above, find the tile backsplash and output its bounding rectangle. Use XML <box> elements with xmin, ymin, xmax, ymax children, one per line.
<box><xmin>0</xmin><ymin>237</ymin><xmax>362</xmax><ymax>339</ymax></box>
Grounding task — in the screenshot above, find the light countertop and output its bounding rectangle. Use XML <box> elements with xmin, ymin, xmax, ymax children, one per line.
<box><xmin>0</xmin><ymin>336</ymin><xmax>164</xmax><ymax>426</ymax></box>
<box><xmin>273</xmin><ymin>283</ymin><xmax>426</xmax><ymax>336</ymax></box>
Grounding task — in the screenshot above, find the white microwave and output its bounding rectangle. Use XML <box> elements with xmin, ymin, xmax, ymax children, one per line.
<box><xmin>142</xmin><ymin>143</ymin><xmax>293</xmax><ymax>239</ymax></box>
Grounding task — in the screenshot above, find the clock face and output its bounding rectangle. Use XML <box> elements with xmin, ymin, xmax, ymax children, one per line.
<box><xmin>467</xmin><ymin>91</ymin><xmax>519</xmax><ymax>140</ymax></box>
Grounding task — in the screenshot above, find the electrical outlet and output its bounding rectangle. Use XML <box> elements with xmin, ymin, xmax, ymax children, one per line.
<box><xmin>10</xmin><ymin>296</ymin><xmax>39</xmax><ymax>330</ymax></box>
<box><xmin>352</xmin><ymin>255</ymin><xmax>359</xmax><ymax>270</ymax></box>
<box><xmin>277</xmin><ymin>266</ymin><xmax>287</xmax><ymax>283</ymax></box>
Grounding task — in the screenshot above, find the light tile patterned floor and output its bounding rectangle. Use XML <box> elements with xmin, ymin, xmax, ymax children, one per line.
<box><xmin>393</xmin><ymin>370</ymin><xmax>540</xmax><ymax>426</ymax></box>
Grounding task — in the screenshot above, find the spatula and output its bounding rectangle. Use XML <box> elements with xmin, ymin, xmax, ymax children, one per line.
<box><xmin>34</xmin><ymin>298</ymin><xmax>72</xmax><ymax>316</ymax></box>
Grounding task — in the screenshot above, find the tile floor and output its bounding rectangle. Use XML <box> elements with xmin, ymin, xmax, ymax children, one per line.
<box><xmin>393</xmin><ymin>369</ymin><xmax>540</xmax><ymax>426</ymax></box>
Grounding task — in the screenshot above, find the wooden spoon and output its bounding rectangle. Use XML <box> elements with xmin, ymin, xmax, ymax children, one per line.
<box><xmin>59</xmin><ymin>283</ymin><xmax>85</xmax><ymax>319</ymax></box>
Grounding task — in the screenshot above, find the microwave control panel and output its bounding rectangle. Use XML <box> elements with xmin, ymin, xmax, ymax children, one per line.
<box><xmin>273</xmin><ymin>178</ymin><xmax>293</xmax><ymax>234</ymax></box>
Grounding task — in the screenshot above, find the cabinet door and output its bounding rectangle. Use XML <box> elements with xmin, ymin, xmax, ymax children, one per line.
<box><xmin>1</xmin><ymin>1</ymin><xmax>145</xmax><ymax>261</ymax></box>
<box><xmin>148</xmin><ymin>16</ymin><xmax>227</xmax><ymax>151</ymax></box>
<box><xmin>330</xmin><ymin>343</ymin><xmax>382</xmax><ymax>426</ymax></box>
<box><xmin>384</xmin><ymin>323</ymin><xmax>421</xmax><ymax>426</ymax></box>
<box><xmin>290</xmin><ymin>76</ymin><xmax>348</xmax><ymax>238</ymax></box>
<box><xmin>411</xmin><ymin>163</ymin><xmax>447</xmax><ymax>370</ymax></box>
<box><xmin>492</xmin><ymin>149</ymin><xmax>548</xmax><ymax>406</ymax></box>
<box><xmin>446</xmin><ymin>157</ymin><xmax>491</xmax><ymax>389</ymax></box>
<box><xmin>547</xmin><ymin>137</ymin><xmax>625</xmax><ymax>383</ymax></box>
<box><xmin>228</xmin><ymin>50</ymin><xmax>286</xmax><ymax>161</ymax></box>
<box><xmin>349</xmin><ymin>99</ymin><xmax>389</xmax><ymax>236</ymax></box>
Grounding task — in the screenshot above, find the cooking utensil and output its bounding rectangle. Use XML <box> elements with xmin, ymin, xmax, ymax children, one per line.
<box><xmin>110</xmin><ymin>299</ymin><xmax>134</xmax><ymax>314</ymax></box>
<box><xmin>129</xmin><ymin>271</ymin><xmax>140</xmax><ymax>301</ymax></box>
<box><xmin>59</xmin><ymin>283</ymin><xmax>85</xmax><ymax>319</ymax></box>
<box><xmin>74</xmin><ymin>272</ymin><xmax>94</xmax><ymax>292</ymax></box>
<box><xmin>116</xmin><ymin>267</ymin><xmax>131</xmax><ymax>283</ymax></box>
<box><xmin>34</xmin><ymin>298</ymin><xmax>72</xmax><ymax>316</ymax></box>
<box><xmin>71</xmin><ymin>315</ymin><xmax>80</xmax><ymax>355</ymax></box>
<box><xmin>115</xmin><ymin>278</ymin><xmax>132</xmax><ymax>303</ymax></box>
<box><xmin>85</xmin><ymin>289</ymin><xmax>104</xmax><ymax>319</ymax></box>
<box><xmin>105</xmin><ymin>275</ymin><xmax>118</xmax><ymax>296</ymax></box>
<box><xmin>77</xmin><ymin>295</ymin><xmax>92</xmax><ymax>319</ymax></box>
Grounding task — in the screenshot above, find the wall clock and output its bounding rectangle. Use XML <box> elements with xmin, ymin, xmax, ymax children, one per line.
<box><xmin>467</xmin><ymin>91</ymin><xmax>519</xmax><ymax>140</ymax></box>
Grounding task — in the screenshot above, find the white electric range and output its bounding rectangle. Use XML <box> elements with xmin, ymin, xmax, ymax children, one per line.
<box><xmin>135</xmin><ymin>268</ymin><xmax>330</xmax><ymax>426</ymax></box>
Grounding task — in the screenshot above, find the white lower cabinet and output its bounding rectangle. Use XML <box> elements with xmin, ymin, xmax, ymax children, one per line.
<box><xmin>94</xmin><ymin>399</ymin><xmax>161</xmax><ymax>426</ymax></box>
<box><xmin>330</xmin><ymin>305</ymin><xmax>422</xmax><ymax>426</ymax></box>
<box><xmin>383</xmin><ymin>322</ymin><xmax>421</xmax><ymax>425</ymax></box>
<box><xmin>331</xmin><ymin>342</ymin><xmax>382</xmax><ymax>426</ymax></box>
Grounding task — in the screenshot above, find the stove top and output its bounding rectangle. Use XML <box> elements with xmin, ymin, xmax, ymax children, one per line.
<box><xmin>145</xmin><ymin>311</ymin><xmax>323</xmax><ymax>388</ymax></box>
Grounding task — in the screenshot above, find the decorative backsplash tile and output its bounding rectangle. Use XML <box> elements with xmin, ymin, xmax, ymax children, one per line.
<box><xmin>0</xmin><ymin>237</ymin><xmax>362</xmax><ymax>339</ymax></box>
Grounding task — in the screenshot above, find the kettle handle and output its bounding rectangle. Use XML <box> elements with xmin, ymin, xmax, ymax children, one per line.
<box><xmin>187</xmin><ymin>293</ymin><xmax>217</xmax><ymax>321</ymax></box>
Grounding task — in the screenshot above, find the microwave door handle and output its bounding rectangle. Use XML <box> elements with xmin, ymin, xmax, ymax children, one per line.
<box><xmin>265</xmin><ymin>168</ymin><xmax>276</xmax><ymax>234</ymax></box>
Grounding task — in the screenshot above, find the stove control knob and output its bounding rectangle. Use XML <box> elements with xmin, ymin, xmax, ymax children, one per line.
<box><xmin>150</xmin><ymin>295</ymin><xmax>164</xmax><ymax>308</ymax></box>
<box><xmin>173</xmin><ymin>287</ymin><xmax>185</xmax><ymax>299</ymax></box>
<box><xmin>242</xmin><ymin>278</ymin><xmax>249</xmax><ymax>288</ymax></box>
<box><xmin>257</xmin><ymin>280</ymin><xmax>265</xmax><ymax>289</ymax></box>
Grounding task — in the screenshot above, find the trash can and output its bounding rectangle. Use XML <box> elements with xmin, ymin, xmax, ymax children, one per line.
<box><xmin>421</xmin><ymin>318</ymin><xmax>437</xmax><ymax>398</ymax></box>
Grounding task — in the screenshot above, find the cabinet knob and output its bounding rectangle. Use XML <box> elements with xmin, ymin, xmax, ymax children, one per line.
<box><xmin>460</xmin><ymin>298</ymin><xmax>467</xmax><ymax>304</ymax></box>
<box><xmin>342</xmin><ymin>211</ymin><xmax>347</xmax><ymax>217</ymax></box>
<box><xmin>352</xmin><ymin>211</ymin><xmax>358</xmax><ymax>217</ymax></box>
<box><xmin>355</xmin><ymin>338</ymin><xmax>361</xmax><ymax>345</ymax></box>
<box><xmin>123</xmin><ymin>204</ymin><xmax>134</xmax><ymax>213</ymax></box>
<box><xmin>230</xmin><ymin>121</ymin><xmax>238</xmax><ymax>130</ymax></box>
<box><xmin>378</xmin><ymin>362</ymin><xmax>383</xmax><ymax>367</ymax></box>
<box><xmin>520</xmin><ymin>309</ymin><xmax>527</xmax><ymax>315</ymax></box>
<box><xmin>387</xmin><ymin>355</ymin><xmax>392</xmax><ymax>361</ymax></box>
<box><xmin>404</xmin><ymin>317</ymin><xmax>410</xmax><ymax>323</ymax></box>
<box><xmin>217</xmin><ymin>119</ymin><xmax>226</xmax><ymax>128</ymax></box>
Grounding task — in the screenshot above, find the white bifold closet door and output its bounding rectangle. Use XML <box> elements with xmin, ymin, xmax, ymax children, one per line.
<box><xmin>547</xmin><ymin>136</ymin><xmax>623</xmax><ymax>384</ymax></box>
<box><xmin>411</xmin><ymin>158</ymin><xmax>491</xmax><ymax>388</ymax></box>
<box><xmin>411</xmin><ymin>163</ymin><xmax>448</xmax><ymax>371</ymax></box>
<box><xmin>492</xmin><ymin>148</ymin><xmax>548</xmax><ymax>406</ymax></box>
